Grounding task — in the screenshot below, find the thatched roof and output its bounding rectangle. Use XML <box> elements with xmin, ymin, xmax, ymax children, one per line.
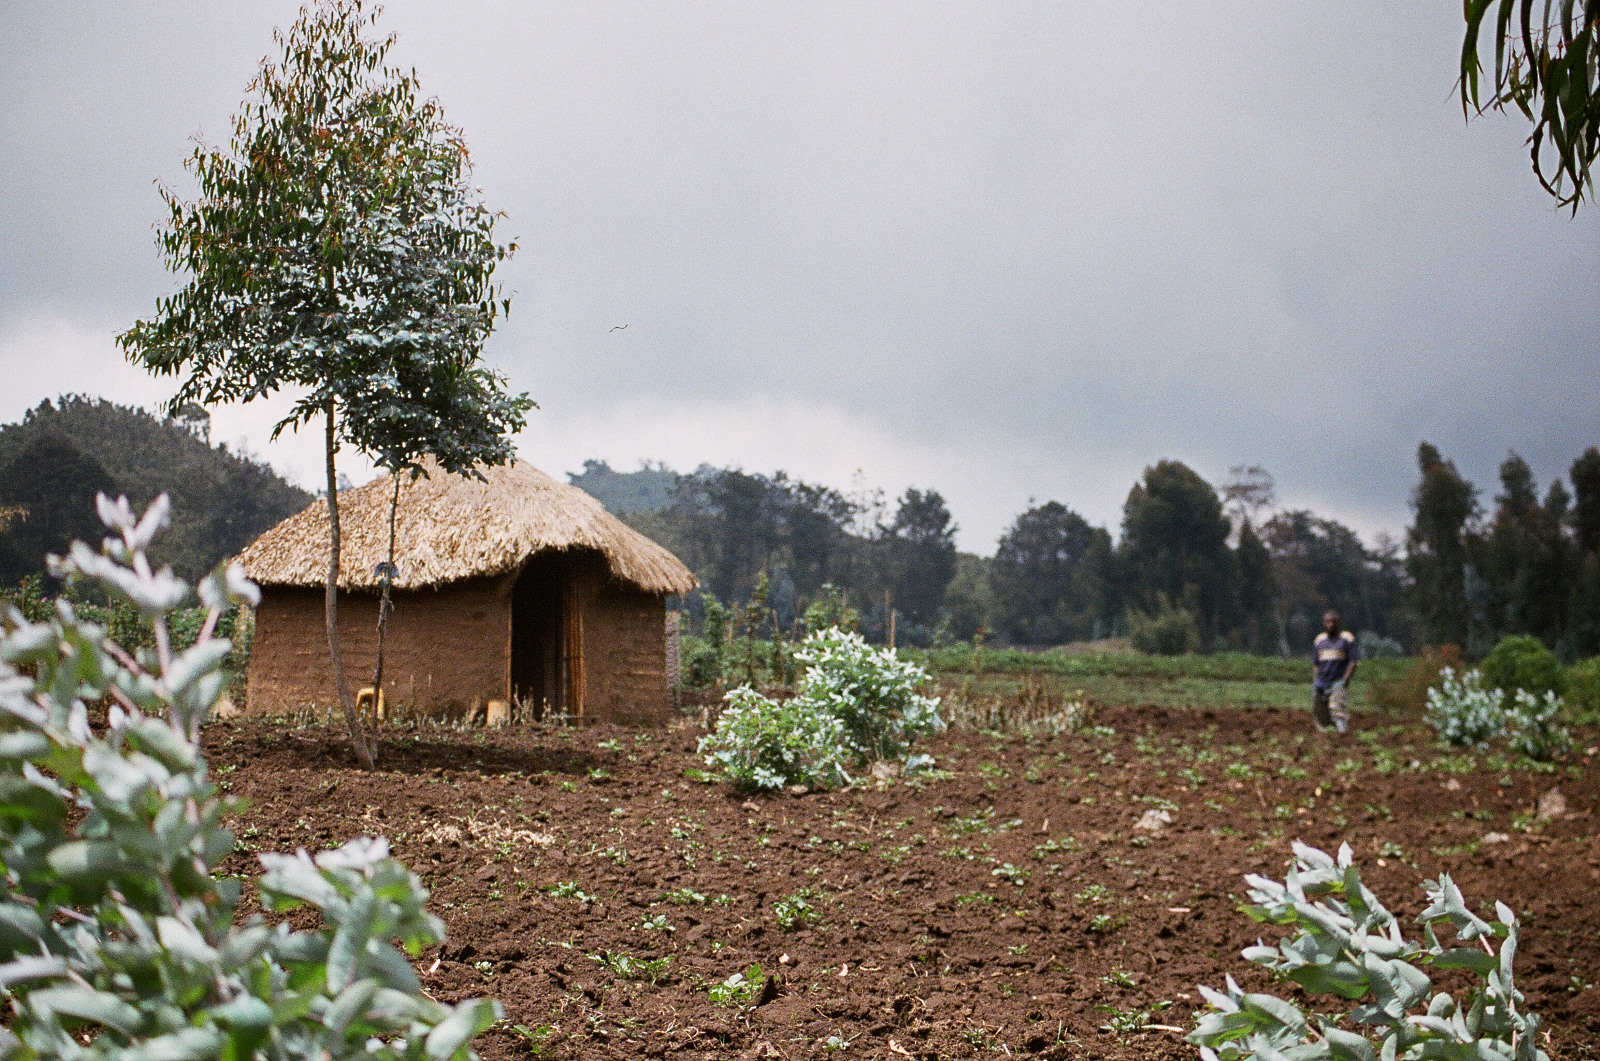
<box><xmin>237</xmin><ymin>459</ymin><xmax>698</xmax><ymax>596</ymax></box>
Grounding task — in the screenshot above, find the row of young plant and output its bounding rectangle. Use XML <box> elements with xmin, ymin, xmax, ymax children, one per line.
<box><xmin>0</xmin><ymin>494</ymin><xmax>1555</xmax><ymax>1060</ymax></box>
<box><xmin>680</xmin><ymin>579</ymin><xmax>859</xmax><ymax>691</ymax></box>
<box><xmin>690</xmin><ymin>592</ymin><xmax>1550</xmax><ymax>1059</ymax></box>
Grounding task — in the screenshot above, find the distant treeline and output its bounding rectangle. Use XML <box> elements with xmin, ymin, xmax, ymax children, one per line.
<box><xmin>570</xmin><ymin>458</ymin><xmax>1413</xmax><ymax>655</ymax></box>
<box><xmin>1408</xmin><ymin>443</ymin><xmax>1600</xmax><ymax>660</ymax></box>
<box><xmin>0</xmin><ymin>397</ymin><xmax>313</xmax><ymax>583</ymax></box>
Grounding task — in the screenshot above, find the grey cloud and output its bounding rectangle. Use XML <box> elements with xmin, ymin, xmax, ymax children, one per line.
<box><xmin>2</xmin><ymin>1</ymin><xmax>1595</xmax><ymax>547</ymax></box>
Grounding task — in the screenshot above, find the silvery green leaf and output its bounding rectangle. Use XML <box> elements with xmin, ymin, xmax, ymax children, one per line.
<box><xmin>423</xmin><ymin>997</ymin><xmax>501</xmax><ymax>1060</ymax></box>
<box><xmin>259</xmin><ymin>850</ymin><xmax>344</xmax><ymax>910</ymax></box>
<box><xmin>127</xmin><ymin>494</ymin><xmax>172</xmax><ymax>552</ymax></box>
<box><xmin>1321</xmin><ymin>1026</ymin><xmax>1379</xmax><ymax>1061</ymax></box>
<box><xmin>118</xmin><ymin>1025</ymin><xmax>225</xmax><ymax>1061</ymax></box>
<box><xmin>316</xmin><ymin>835</ymin><xmax>390</xmax><ymax>874</ymax></box>
<box><xmin>28</xmin><ymin>985</ymin><xmax>144</xmax><ymax>1035</ymax></box>
<box><xmin>325</xmin><ymin>887</ymin><xmax>376</xmax><ymax>993</ymax></box>
<box><xmin>163</xmin><ymin>639</ymin><xmax>231</xmax><ymax>698</ymax></box>
<box><xmin>156</xmin><ymin>917</ymin><xmax>219</xmax><ymax>967</ymax></box>
<box><xmin>0</xmin><ymin>956</ymin><xmax>68</xmax><ymax>987</ymax></box>
<box><xmin>324</xmin><ymin>977</ymin><xmax>380</xmax><ymax>1038</ymax></box>
<box><xmin>96</xmin><ymin>493</ymin><xmax>136</xmax><ymax>533</ymax></box>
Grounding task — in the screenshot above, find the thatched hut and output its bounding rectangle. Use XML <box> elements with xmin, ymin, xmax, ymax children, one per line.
<box><xmin>236</xmin><ymin>459</ymin><xmax>697</xmax><ymax>725</ymax></box>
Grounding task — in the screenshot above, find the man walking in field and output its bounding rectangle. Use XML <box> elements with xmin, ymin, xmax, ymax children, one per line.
<box><xmin>1312</xmin><ymin>609</ymin><xmax>1358</xmax><ymax>734</ymax></box>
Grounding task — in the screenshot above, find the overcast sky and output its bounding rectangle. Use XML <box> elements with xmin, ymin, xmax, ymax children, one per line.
<box><xmin>2</xmin><ymin>2</ymin><xmax>1596</xmax><ymax>551</ymax></box>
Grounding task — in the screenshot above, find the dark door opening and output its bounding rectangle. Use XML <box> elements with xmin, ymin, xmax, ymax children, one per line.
<box><xmin>511</xmin><ymin>554</ymin><xmax>566</xmax><ymax>718</ymax></box>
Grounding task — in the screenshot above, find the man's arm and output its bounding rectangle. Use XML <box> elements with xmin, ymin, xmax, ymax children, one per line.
<box><xmin>1341</xmin><ymin>634</ymin><xmax>1359</xmax><ymax>684</ymax></box>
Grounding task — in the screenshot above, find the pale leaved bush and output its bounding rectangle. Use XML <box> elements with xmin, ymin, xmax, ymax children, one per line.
<box><xmin>699</xmin><ymin>628</ymin><xmax>943</xmax><ymax>790</ymax></box>
<box><xmin>1191</xmin><ymin>841</ymin><xmax>1547</xmax><ymax>1061</ymax></box>
<box><xmin>0</xmin><ymin>494</ymin><xmax>498</xmax><ymax>1060</ymax></box>
<box><xmin>1506</xmin><ymin>688</ymin><xmax>1573</xmax><ymax>762</ymax></box>
<box><xmin>1425</xmin><ymin>667</ymin><xmax>1506</xmax><ymax>749</ymax></box>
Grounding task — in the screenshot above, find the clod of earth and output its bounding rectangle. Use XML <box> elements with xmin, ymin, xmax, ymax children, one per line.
<box><xmin>1134</xmin><ymin>808</ymin><xmax>1172</xmax><ymax>832</ymax></box>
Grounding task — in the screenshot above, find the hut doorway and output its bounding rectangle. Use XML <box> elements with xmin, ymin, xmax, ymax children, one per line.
<box><xmin>511</xmin><ymin>555</ymin><xmax>582</xmax><ymax>718</ymax></box>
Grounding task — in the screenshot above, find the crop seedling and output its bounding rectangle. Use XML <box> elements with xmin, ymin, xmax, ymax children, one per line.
<box><xmin>548</xmin><ymin>880</ymin><xmax>597</xmax><ymax>903</ymax></box>
<box><xmin>1191</xmin><ymin>841</ymin><xmax>1549</xmax><ymax>1061</ymax></box>
<box><xmin>510</xmin><ymin>1022</ymin><xmax>558</xmax><ymax>1056</ymax></box>
<box><xmin>590</xmin><ymin>951</ymin><xmax>672</xmax><ymax>984</ymax></box>
<box><xmin>639</xmin><ymin>913</ymin><xmax>674</xmax><ymax>933</ymax></box>
<box><xmin>992</xmin><ymin>862</ymin><xmax>1030</xmax><ymax>887</ymax></box>
<box><xmin>1096</xmin><ymin>1001</ymin><xmax>1172</xmax><ymax>1035</ymax></box>
<box><xmin>1033</xmin><ymin>836</ymin><xmax>1080</xmax><ymax>859</ymax></box>
<box><xmin>1075</xmin><ymin>884</ymin><xmax>1110</xmax><ymax>903</ymax></box>
<box><xmin>774</xmin><ymin>888</ymin><xmax>823</xmax><ymax>929</ymax></box>
<box><xmin>708</xmin><ymin>963</ymin><xmax>766</xmax><ymax>1008</ymax></box>
<box><xmin>1088</xmin><ymin>913</ymin><xmax>1127</xmax><ymax>935</ymax></box>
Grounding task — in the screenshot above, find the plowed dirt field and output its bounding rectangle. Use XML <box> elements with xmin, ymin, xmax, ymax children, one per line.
<box><xmin>206</xmin><ymin>706</ymin><xmax>1600</xmax><ymax>1060</ymax></box>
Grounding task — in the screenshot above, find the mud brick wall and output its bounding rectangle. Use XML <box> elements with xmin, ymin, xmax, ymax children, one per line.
<box><xmin>246</xmin><ymin>575</ymin><xmax>512</xmax><ymax>717</ymax></box>
<box><xmin>574</xmin><ymin>560</ymin><xmax>671</xmax><ymax>726</ymax></box>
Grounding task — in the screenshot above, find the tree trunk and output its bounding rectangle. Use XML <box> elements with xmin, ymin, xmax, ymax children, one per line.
<box><xmin>324</xmin><ymin>400</ymin><xmax>375</xmax><ymax>770</ymax></box>
<box><xmin>370</xmin><ymin>473</ymin><xmax>400</xmax><ymax>715</ymax></box>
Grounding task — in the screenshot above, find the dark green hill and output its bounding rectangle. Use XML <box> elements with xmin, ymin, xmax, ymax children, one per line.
<box><xmin>567</xmin><ymin>459</ymin><xmax>679</xmax><ymax>514</ymax></box>
<box><xmin>0</xmin><ymin>396</ymin><xmax>313</xmax><ymax>582</ymax></box>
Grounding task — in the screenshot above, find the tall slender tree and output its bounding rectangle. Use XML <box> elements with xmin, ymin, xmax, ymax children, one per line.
<box><xmin>884</xmin><ymin>489</ymin><xmax>958</xmax><ymax>630</ymax></box>
<box><xmin>1119</xmin><ymin>460</ymin><xmax>1234</xmax><ymax>647</ymax></box>
<box><xmin>120</xmin><ymin>0</ymin><xmax>528</xmax><ymax>767</ymax></box>
<box><xmin>1406</xmin><ymin>443</ymin><xmax>1478</xmax><ymax>648</ymax></box>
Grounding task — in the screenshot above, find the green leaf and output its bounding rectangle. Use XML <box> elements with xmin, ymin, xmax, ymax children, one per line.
<box><xmin>323</xmin><ymin>976</ymin><xmax>380</xmax><ymax>1039</ymax></box>
<box><xmin>29</xmin><ymin>985</ymin><xmax>144</xmax><ymax>1036</ymax></box>
<box><xmin>423</xmin><ymin>997</ymin><xmax>501</xmax><ymax>1060</ymax></box>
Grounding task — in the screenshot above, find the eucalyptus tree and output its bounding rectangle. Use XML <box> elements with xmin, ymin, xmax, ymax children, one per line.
<box><xmin>1462</xmin><ymin>0</ymin><xmax>1600</xmax><ymax>209</ymax></box>
<box><xmin>121</xmin><ymin>0</ymin><xmax>529</xmax><ymax>768</ymax></box>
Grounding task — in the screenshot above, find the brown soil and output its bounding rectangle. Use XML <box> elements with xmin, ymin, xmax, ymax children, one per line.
<box><xmin>206</xmin><ymin>706</ymin><xmax>1600</xmax><ymax>1060</ymax></box>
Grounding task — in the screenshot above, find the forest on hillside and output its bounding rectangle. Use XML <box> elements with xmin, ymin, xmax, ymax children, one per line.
<box><xmin>0</xmin><ymin>397</ymin><xmax>313</xmax><ymax>582</ymax></box>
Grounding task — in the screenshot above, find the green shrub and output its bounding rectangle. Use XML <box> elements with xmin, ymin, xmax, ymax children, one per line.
<box><xmin>1127</xmin><ymin>597</ymin><xmax>1200</xmax><ymax>655</ymax></box>
<box><xmin>1482</xmin><ymin>633</ymin><xmax>1564</xmax><ymax>699</ymax></box>
<box><xmin>1191</xmin><ymin>841</ymin><xmax>1547</xmax><ymax>1061</ymax></box>
<box><xmin>698</xmin><ymin>627</ymin><xmax>943</xmax><ymax>790</ymax></box>
<box><xmin>0</xmin><ymin>494</ymin><xmax>498</xmax><ymax>1061</ymax></box>
<box><xmin>1565</xmin><ymin>656</ymin><xmax>1600</xmax><ymax>724</ymax></box>
<box><xmin>801</xmin><ymin>583</ymin><xmax>858</xmax><ymax>634</ymax></box>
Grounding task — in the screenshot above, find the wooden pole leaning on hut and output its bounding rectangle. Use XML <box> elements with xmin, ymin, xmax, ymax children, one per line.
<box><xmin>368</xmin><ymin>472</ymin><xmax>402</xmax><ymax>725</ymax></box>
<box><xmin>324</xmin><ymin>400</ymin><xmax>375</xmax><ymax>769</ymax></box>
